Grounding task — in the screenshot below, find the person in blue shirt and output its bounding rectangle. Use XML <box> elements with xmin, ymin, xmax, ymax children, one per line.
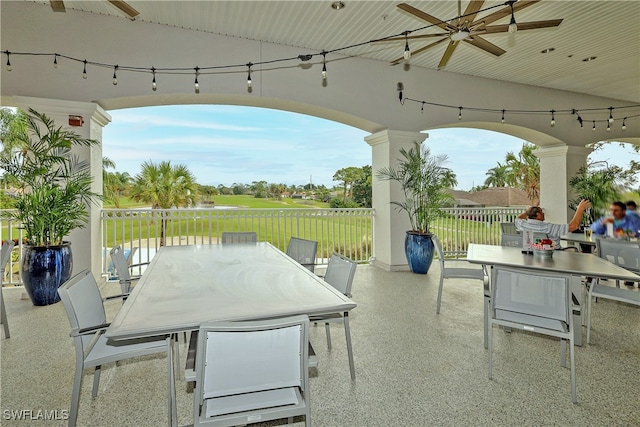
<box><xmin>590</xmin><ymin>201</ymin><xmax>640</xmax><ymax>236</ymax></box>
<box><xmin>626</xmin><ymin>200</ymin><xmax>639</xmax><ymax>220</ymax></box>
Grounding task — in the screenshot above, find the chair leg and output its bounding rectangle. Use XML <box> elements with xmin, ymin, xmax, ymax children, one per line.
<box><xmin>172</xmin><ymin>334</ymin><xmax>181</xmax><ymax>380</ymax></box>
<box><xmin>436</xmin><ymin>274</ymin><xmax>444</xmax><ymax>314</ymax></box>
<box><xmin>167</xmin><ymin>337</ymin><xmax>177</xmax><ymax>427</ymax></box>
<box><xmin>69</xmin><ymin>360</ymin><xmax>84</xmax><ymax>427</ymax></box>
<box><xmin>483</xmin><ymin>296</ymin><xmax>489</xmax><ymax>349</ymax></box>
<box><xmin>1</xmin><ymin>290</ymin><xmax>9</xmax><ymax>339</ymax></box>
<box><xmin>92</xmin><ymin>366</ymin><xmax>102</xmax><ymax>398</ymax></box>
<box><xmin>344</xmin><ymin>313</ymin><xmax>356</xmax><ymax>380</ymax></box>
<box><xmin>587</xmin><ymin>286</ymin><xmax>594</xmax><ymax>344</ymax></box>
<box><xmin>570</xmin><ymin>336</ymin><xmax>577</xmax><ymax>404</ymax></box>
<box><xmin>488</xmin><ymin>322</ymin><xmax>493</xmax><ymax>380</ymax></box>
<box><xmin>325</xmin><ymin>323</ymin><xmax>332</xmax><ymax>349</ymax></box>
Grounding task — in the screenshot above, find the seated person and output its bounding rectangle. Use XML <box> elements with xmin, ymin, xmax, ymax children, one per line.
<box><xmin>590</xmin><ymin>201</ymin><xmax>640</xmax><ymax>237</ymax></box>
<box><xmin>515</xmin><ymin>199</ymin><xmax>591</xmax><ymax>249</ymax></box>
<box><xmin>626</xmin><ymin>200</ymin><xmax>639</xmax><ymax>220</ymax></box>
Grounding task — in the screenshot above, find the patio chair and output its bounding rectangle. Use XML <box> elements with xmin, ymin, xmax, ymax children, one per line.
<box><xmin>286</xmin><ymin>237</ymin><xmax>318</xmax><ymax>273</ymax></box>
<box><xmin>58</xmin><ymin>270</ymin><xmax>171</xmax><ymax>427</ymax></box>
<box><xmin>488</xmin><ymin>266</ymin><xmax>578</xmax><ymax>403</ymax></box>
<box><xmin>1</xmin><ymin>240</ymin><xmax>15</xmax><ymax>339</ymax></box>
<box><xmin>310</xmin><ymin>252</ymin><xmax>357</xmax><ymax>380</ymax></box>
<box><xmin>433</xmin><ymin>235</ymin><xmax>490</xmax><ymax>347</ymax></box>
<box><xmin>193</xmin><ymin>315</ymin><xmax>310</xmax><ymax>426</ymax></box>
<box><xmin>220</xmin><ymin>231</ymin><xmax>257</xmax><ymax>244</ymax></box>
<box><xmin>500</xmin><ymin>222</ymin><xmax>518</xmax><ymax>234</ymax></box>
<box><xmin>500</xmin><ymin>233</ymin><xmax>523</xmax><ymax>248</ymax></box>
<box><xmin>109</xmin><ymin>245</ymin><xmax>149</xmax><ymax>293</ymax></box>
<box><xmin>587</xmin><ymin>238</ymin><xmax>640</xmax><ymax>344</ymax></box>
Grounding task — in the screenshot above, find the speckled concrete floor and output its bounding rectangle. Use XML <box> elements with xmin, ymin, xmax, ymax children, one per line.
<box><xmin>1</xmin><ymin>262</ymin><xmax>639</xmax><ymax>426</ymax></box>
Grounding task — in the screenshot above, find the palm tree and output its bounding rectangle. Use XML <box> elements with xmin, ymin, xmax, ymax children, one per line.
<box><xmin>130</xmin><ymin>160</ymin><xmax>198</xmax><ymax>246</ymax></box>
<box><xmin>505</xmin><ymin>144</ymin><xmax>540</xmax><ymax>204</ymax></box>
<box><xmin>484</xmin><ymin>162</ymin><xmax>509</xmax><ymax>187</ymax></box>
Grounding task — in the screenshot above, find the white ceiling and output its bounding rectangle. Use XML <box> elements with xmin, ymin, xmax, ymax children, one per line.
<box><xmin>19</xmin><ymin>1</ymin><xmax>640</xmax><ymax>103</ymax></box>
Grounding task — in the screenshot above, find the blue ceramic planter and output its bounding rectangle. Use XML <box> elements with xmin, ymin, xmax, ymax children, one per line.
<box><xmin>21</xmin><ymin>244</ymin><xmax>73</xmax><ymax>306</ymax></box>
<box><xmin>405</xmin><ymin>232</ymin><xmax>435</xmax><ymax>274</ymax></box>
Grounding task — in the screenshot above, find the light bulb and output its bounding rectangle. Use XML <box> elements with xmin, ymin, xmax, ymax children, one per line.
<box><xmin>322</xmin><ymin>69</ymin><xmax>327</xmax><ymax>80</ymax></box>
<box><xmin>550</xmin><ymin>110</ymin><xmax>555</xmax><ymax>127</ymax></box>
<box><xmin>622</xmin><ymin>119</ymin><xmax>627</xmax><ymax>131</ymax></box>
<box><xmin>321</xmin><ymin>52</ymin><xmax>328</xmax><ymax>80</ymax></box>
<box><xmin>194</xmin><ymin>67</ymin><xmax>200</xmax><ymax>94</ymax></box>
<box><xmin>152</xmin><ymin>81</ymin><xmax>157</xmax><ymax>91</ymax></box>
<box><xmin>247</xmin><ymin>78</ymin><xmax>252</xmax><ymax>88</ymax></box>
<box><xmin>194</xmin><ymin>82</ymin><xmax>200</xmax><ymax>94</ymax></box>
<box><xmin>458</xmin><ymin>107</ymin><xmax>462</xmax><ymax>121</ymax></box>
<box><xmin>112</xmin><ymin>65</ymin><xmax>118</xmax><ymax>86</ymax></box>
<box><xmin>82</xmin><ymin>60</ymin><xmax>87</xmax><ymax>79</ymax></box>
<box><xmin>501</xmin><ymin>110</ymin><xmax>505</xmax><ymax>124</ymax></box>
<box><xmin>592</xmin><ymin>121</ymin><xmax>596</xmax><ymax>132</ymax></box>
<box><xmin>508</xmin><ymin>21</ymin><xmax>517</xmax><ymax>34</ymax></box>
<box><xmin>53</xmin><ymin>55</ymin><xmax>58</xmax><ymax>69</ymax></box>
<box><xmin>403</xmin><ymin>34</ymin><xmax>411</xmax><ymax>60</ymax></box>
<box><xmin>606</xmin><ymin>123</ymin><xmax>611</xmax><ymax>132</ymax></box>
<box><xmin>550</xmin><ymin>119</ymin><xmax>555</xmax><ymax>127</ymax></box>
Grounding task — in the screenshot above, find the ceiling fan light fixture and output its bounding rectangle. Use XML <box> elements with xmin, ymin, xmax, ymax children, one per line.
<box><xmin>450</xmin><ymin>30</ymin><xmax>470</xmax><ymax>41</ymax></box>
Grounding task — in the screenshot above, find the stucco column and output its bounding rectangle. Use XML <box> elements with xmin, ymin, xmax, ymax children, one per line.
<box><xmin>365</xmin><ymin>129</ymin><xmax>428</xmax><ymax>271</ymax></box>
<box><xmin>536</xmin><ymin>145</ymin><xmax>591</xmax><ymax>224</ymax></box>
<box><xmin>13</xmin><ymin>96</ymin><xmax>111</xmax><ymax>279</ymax></box>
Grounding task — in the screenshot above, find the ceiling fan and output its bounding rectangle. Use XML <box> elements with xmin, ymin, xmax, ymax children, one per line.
<box><xmin>382</xmin><ymin>0</ymin><xmax>562</xmax><ymax>68</ymax></box>
<box><xmin>49</xmin><ymin>0</ymin><xmax>139</xmax><ymax>19</ymax></box>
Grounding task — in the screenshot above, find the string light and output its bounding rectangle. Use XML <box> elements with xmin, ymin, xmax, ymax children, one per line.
<box><xmin>112</xmin><ymin>65</ymin><xmax>118</xmax><ymax>86</ymax></box>
<box><xmin>82</xmin><ymin>59</ymin><xmax>87</xmax><ymax>79</ymax></box>
<box><xmin>53</xmin><ymin>54</ymin><xmax>58</xmax><ymax>69</ymax></box>
<box><xmin>606</xmin><ymin>122</ymin><xmax>611</xmax><ymax>132</ymax></box>
<box><xmin>608</xmin><ymin>107</ymin><xmax>614</xmax><ymax>124</ymax></box>
<box><xmin>592</xmin><ymin>121</ymin><xmax>596</xmax><ymax>132</ymax></box>
<box><xmin>622</xmin><ymin>118</ymin><xmax>627</xmax><ymax>131</ymax></box>
<box><xmin>4</xmin><ymin>51</ymin><xmax>11</xmax><ymax>71</ymax></box>
<box><xmin>194</xmin><ymin>66</ymin><xmax>200</xmax><ymax>94</ymax></box>
<box><xmin>246</xmin><ymin>63</ymin><xmax>252</xmax><ymax>89</ymax></box>
<box><xmin>501</xmin><ymin>109</ymin><xmax>505</xmax><ymax>124</ymax></box>
<box><xmin>151</xmin><ymin>66</ymin><xmax>157</xmax><ymax>91</ymax></box>
<box><xmin>458</xmin><ymin>106</ymin><xmax>462</xmax><ymax>120</ymax></box>
<box><xmin>403</xmin><ymin>32</ymin><xmax>411</xmax><ymax>60</ymax></box>
<box><xmin>550</xmin><ymin>110</ymin><xmax>555</xmax><ymax>127</ymax></box>
<box><xmin>508</xmin><ymin>1</ymin><xmax>517</xmax><ymax>34</ymax></box>
<box><xmin>421</xmin><ymin>102</ymin><xmax>425</xmax><ymax>113</ymax></box>
<box><xmin>321</xmin><ymin>51</ymin><xmax>327</xmax><ymax>80</ymax></box>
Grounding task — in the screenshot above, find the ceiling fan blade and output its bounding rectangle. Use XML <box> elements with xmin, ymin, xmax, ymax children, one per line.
<box><xmin>481</xmin><ymin>19</ymin><xmax>563</xmax><ymax>34</ymax></box>
<box><xmin>397</xmin><ymin>3</ymin><xmax>457</xmax><ymax>32</ymax></box>
<box><xmin>374</xmin><ymin>33</ymin><xmax>450</xmax><ymax>43</ymax></box>
<box><xmin>107</xmin><ymin>0</ymin><xmax>140</xmax><ymax>19</ymax></box>
<box><xmin>390</xmin><ymin>38</ymin><xmax>449</xmax><ymax>65</ymax></box>
<box><xmin>463</xmin><ymin>35</ymin><xmax>506</xmax><ymax>57</ymax></box>
<box><xmin>479</xmin><ymin>0</ymin><xmax>540</xmax><ymax>26</ymax></box>
<box><xmin>438</xmin><ymin>40</ymin><xmax>461</xmax><ymax>69</ymax></box>
<box><xmin>460</xmin><ymin>1</ymin><xmax>485</xmax><ymax>28</ymax></box>
<box><xmin>50</xmin><ymin>0</ymin><xmax>65</xmax><ymax>12</ymax></box>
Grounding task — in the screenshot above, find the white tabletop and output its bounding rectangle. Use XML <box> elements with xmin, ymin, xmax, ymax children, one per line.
<box><xmin>107</xmin><ymin>243</ymin><xmax>356</xmax><ymax>340</ymax></box>
<box><xmin>466</xmin><ymin>243</ymin><xmax>640</xmax><ymax>281</ymax></box>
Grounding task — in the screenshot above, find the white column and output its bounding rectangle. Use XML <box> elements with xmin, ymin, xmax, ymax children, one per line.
<box><xmin>365</xmin><ymin>130</ymin><xmax>428</xmax><ymax>271</ymax></box>
<box><xmin>13</xmin><ymin>96</ymin><xmax>111</xmax><ymax>279</ymax></box>
<box><xmin>536</xmin><ymin>145</ymin><xmax>591</xmax><ymax>224</ymax></box>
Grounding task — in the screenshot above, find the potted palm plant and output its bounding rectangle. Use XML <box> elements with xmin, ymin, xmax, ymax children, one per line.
<box><xmin>0</xmin><ymin>108</ymin><xmax>100</xmax><ymax>305</ymax></box>
<box><xmin>376</xmin><ymin>141</ymin><xmax>455</xmax><ymax>274</ymax></box>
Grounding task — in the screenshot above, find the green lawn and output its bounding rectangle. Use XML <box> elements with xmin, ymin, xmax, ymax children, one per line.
<box><xmin>105</xmin><ymin>195</ymin><xmax>328</xmax><ymax>209</ymax></box>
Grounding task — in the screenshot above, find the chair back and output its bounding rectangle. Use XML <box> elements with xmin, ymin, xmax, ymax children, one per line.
<box><xmin>110</xmin><ymin>245</ymin><xmax>132</xmax><ymax>282</ymax></box>
<box><xmin>324</xmin><ymin>253</ymin><xmax>357</xmax><ymax>297</ymax></box>
<box><xmin>286</xmin><ymin>237</ymin><xmax>318</xmax><ymax>272</ymax></box>
<box><xmin>500</xmin><ymin>233</ymin><xmax>523</xmax><ymax>248</ymax></box>
<box><xmin>596</xmin><ymin>237</ymin><xmax>640</xmax><ymax>274</ymax></box>
<box><xmin>491</xmin><ymin>267</ymin><xmax>571</xmax><ymax>329</ymax></box>
<box><xmin>194</xmin><ymin>315</ymin><xmax>309</xmax><ymax>421</ymax></box>
<box><xmin>1</xmin><ymin>240</ymin><xmax>15</xmax><ymax>275</ymax></box>
<box><xmin>500</xmin><ymin>223</ymin><xmax>518</xmax><ymax>234</ymax></box>
<box><xmin>221</xmin><ymin>232</ymin><xmax>257</xmax><ymax>244</ymax></box>
<box><xmin>58</xmin><ymin>270</ymin><xmax>108</xmax><ymax>349</ymax></box>
<box><xmin>432</xmin><ymin>235</ymin><xmax>445</xmax><ymax>269</ymax></box>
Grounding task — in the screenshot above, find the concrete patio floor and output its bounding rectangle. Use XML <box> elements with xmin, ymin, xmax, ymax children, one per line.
<box><xmin>1</xmin><ymin>262</ymin><xmax>639</xmax><ymax>426</ymax></box>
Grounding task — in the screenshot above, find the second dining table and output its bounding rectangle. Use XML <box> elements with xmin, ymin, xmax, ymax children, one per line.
<box><xmin>466</xmin><ymin>243</ymin><xmax>640</xmax><ymax>346</ymax></box>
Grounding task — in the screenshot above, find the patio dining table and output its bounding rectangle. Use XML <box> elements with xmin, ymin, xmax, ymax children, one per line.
<box><xmin>106</xmin><ymin>242</ymin><xmax>356</xmax><ymax>426</ymax></box>
<box><xmin>466</xmin><ymin>243</ymin><xmax>640</xmax><ymax>346</ymax></box>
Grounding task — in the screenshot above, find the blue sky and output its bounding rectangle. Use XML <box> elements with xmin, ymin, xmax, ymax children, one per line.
<box><xmin>102</xmin><ymin>105</ymin><xmax>633</xmax><ymax>190</ymax></box>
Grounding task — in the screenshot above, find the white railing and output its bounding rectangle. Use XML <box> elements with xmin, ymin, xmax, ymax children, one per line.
<box><xmin>101</xmin><ymin>208</ymin><xmax>374</xmax><ymax>276</ymax></box>
<box><xmin>0</xmin><ymin>210</ymin><xmax>24</xmax><ymax>286</ymax></box>
<box><xmin>2</xmin><ymin>206</ymin><xmax>525</xmax><ymax>285</ymax></box>
<box><xmin>433</xmin><ymin>206</ymin><xmax>525</xmax><ymax>256</ymax></box>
